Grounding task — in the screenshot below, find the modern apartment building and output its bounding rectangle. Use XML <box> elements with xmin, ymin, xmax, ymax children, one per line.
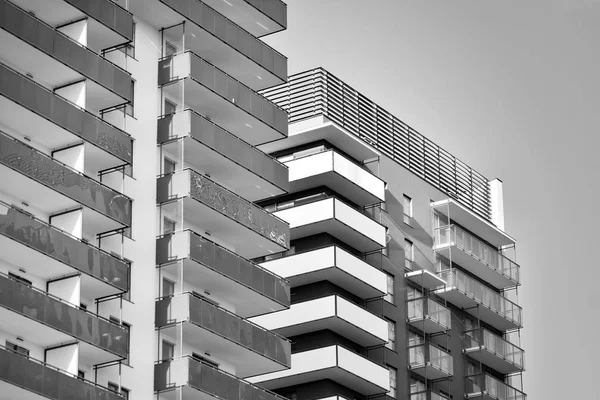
<box><xmin>0</xmin><ymin>1</ymin><xmax>525</xmax><ymax>400</ymax></box>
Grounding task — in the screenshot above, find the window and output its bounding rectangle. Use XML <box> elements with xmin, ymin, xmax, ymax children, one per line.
<box><xmin>162</xmin><ymin>278</ymin><xmax>175</xmax><ymax>298</ymax></box>
<box><xmin>108</xmin><ymin>382</ymin><xmax>129</xmax><ymax>399</ymax></box>
<box><xmin>6</xmin><ymin>341</ymin><xmax>29</xmax><ymax>357</ymax></box>
<box><xmin>8</xmin><ymin>272</ymin><xmax>31</xmax><ymax>286</ymax></box>
<box><xmin>161</xmin><ymin>340</ymin><xmax>174</xmax><ymax>361</ymax></box>
<box><xmin>163</xmin><ymin>157</ymin><xmax>176</xmax><ymax>174</ymax></box>
<box><xmin>80</xmin><ymin>303</ymin><xmax>87</xmax><ymax>310</ymax></box>
<box><xmin>384</xmin><ymin>272</ymin><xmax>394</xmax><ymax>303</ymax></box>
<box><xmin>165</xmin><ymin>41</ymin><xmax>178</xmax><ymax>57</ymax></box>
<box><xmin>78</xmin><ymin>370</ymin><xmax>85</xmax><ymax>380</ymax></box>
<box><xmin>389</xmin><ymin>367</ymin><xmax>397</xmax><ymax>397</ymax></box>
<box><xmin>163</xmin><ymin>217</ymin><xmax>176</xmax><ymax>234</ymax></box>
<box><xmin>385</xmin><ymin>319</ymin><xmax>396</xmax><ymax>350</ymax></box>
<box><xmin>403</xmin><ymin>194</ymin><xmax>412</xmax><ymax>224</ymax></box>
<box><xmin>410</xmin><ymin>377</ymin><xmax>426</xmax><ymax>395</ymax></box>
<box><xmin>164</xmin><ymin>99</ymin><xmax>177</xmax><ymax>115</ymax></box>
<box><xmin>404</xmin><ymin>238</ymin><xmax>414</xmax><ymax>270</ymax></box>
<box><xmin>125</xmin><ymin>80</ymin><xmax>135</xmax><ymax>117</ymax></box>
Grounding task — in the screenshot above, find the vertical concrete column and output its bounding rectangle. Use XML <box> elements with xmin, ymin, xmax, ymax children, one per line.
<box><xmin>47</xmin><ymin>275</ymin><xmax>81</xmax><ymax>307</ymax></box>
<box><xmin>55</xmin><ymin>80</ymin><xmax>87</xmax><ymax>109</ymax></box>
<box><xmin>53</xmin><ymin>143</ymin><xmax>85</xmax><ymax>174</ymax></box>
<box><xmin>50</xmin><ymin>209</ymin><xmax>83</xmax><ymax>239</ymax></box>
<box><xmin>46</xmin><ymin>343</ymin><xmax>80</xmax><ymax>376</ymax></box>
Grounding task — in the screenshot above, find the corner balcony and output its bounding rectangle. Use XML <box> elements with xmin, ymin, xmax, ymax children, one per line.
<box><xmin>133</xmin><ymin>0</ymin><xmax>286</xmax><ymax>89</ymax></box>
<box><xmin>0</xmin><ymin>345</ymin><xmax>124</xmax><ymax>400</ymax></box>
<box><xmin>0</xmin><ymin>131</ymin><xmax>132</xmax><ymax>232</ymax></box>
<box><xmin>248</xmin><ymin>345</ymin><xmax>389</xmax><ymax>395</ymax></box>
<box><xmin>156</xmin><ymin>230</ymin><xmax>290</xmax><ymax>317</ymax></box>
<box><xmin>283</xmin><ymin>149</ymin><xmax>385</xmax><ymax>206</ymax></box>
<box><xmin>272</xmin><ymin>196</ymin><xmax>387</xmax><ymax>253</ymax></box>
<box><xmin>434</xmin><ymin>224</ymin><xmax>519</xmax><ymax>289</ymax></box>
<box><xmin>201</xmin><ymin>0</ymin><xmax>287</xmax><ymax>37</ymax></box>
<box><xmin>259</xmin><ymin>245</ymin><xmax>387</xmax><ymax>298</ymax></box>
<box><xmin>158</xmin><ymin>109</ymin><xmax>288</xmax><ymax>201</ymax></box>
<box><xmin>465</xmin><ymin>374</ymin><xmax>526</xmax><ymax>400</ymax></box>
<box><xmin>411</xmin><ymin>392</ymin><xmax>450</xmax><ymax>400</ymax></box>
<box><xmin>9</xmin><ymin>0</ymin><xmax>133</xmax><ymax>47</ymax></box>
<box><xmin>156</xmin><ymin>169</ymin><xmax>289</xmax><ymax>258</ymax></box>
<box><xmin>159</xmin><ymin>52</ymin><xmax>287</xmax><ymax>144</ymax></box>
<box><xmin>407</xmin><ymin>298</ymin><xmax>451</xmax><ymax>334</ymax></box>
<box><xmin>409</xmin><ymin>344</ymin><xmax>453</xmax><ymax>380</ymax></box>
<box><xmin>464</xmin><ymin>328</ymin><xmax>525</xmax><ymax>374</ymax></box>
<box><xmin>251</xmin><ymin>295</ymin><xmax>388</xmax><ymax>347</ymax></box>
<box><xmin>0</xmin><ymin>272</ymin><xmax>128</xmax><ymax>364</ymax></box>
<box><xmin>155</xmin><ymin>356</ymin><xmax>288</xmax><ymax>400</ymax></box>
<box><xmin>0</xmin><ymin>0</ymin><xmax>133</xmax><ymax>109</ymax></box>
<box><xmin>435</xmin><ymin>269</ymin><xmax>522</xmax><ymax>331</ymax></box>
<box><xmin>0</xmin><ymin>201</ymin><xmax>129</xmax><ymax>298</ymax></box>
<box><xmin>432</xmin><ymin>199</ymin><xmax>515</xmax><ymax>248</ymax></box>
<box><xmin>155</xmin><ymin>293</ymin><xmax>291</xmax><ymax>377</ymax></box>
<box><xmin>0</xmin><ymin>63</ymin><xmax>133</xmax><ymax>168</ymax></box>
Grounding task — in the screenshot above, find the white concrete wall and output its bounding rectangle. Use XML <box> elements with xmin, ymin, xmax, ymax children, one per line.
<box><xmin>46</xmin><ymin>342</ymin><xmax>79</xmax><ymax>375</ymax></box>
<box><xmin>53</xmin><ymin>144</ymin><xmax>85</xmax><ymax>174</ymax></box>
<box><xmin>47</xmin><ymin>275</ymin><xmax>81</xmax><ymax>306</ymax></box>
<box><xmin>57</xmin><ymin>19</ymin><xmax>88</xmax><ymax>47</ymax></box>
<box><xmin>50</xmin><ymin>209</ymin><xmax>83</xmax><ymax>239</ymax></box>
<box><xmin>55</xmin><ymin>81</ymin><xmax>86</xmax><ymax>109</ymax></box>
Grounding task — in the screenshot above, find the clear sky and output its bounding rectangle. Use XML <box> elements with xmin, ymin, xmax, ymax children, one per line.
<box><xmin>264</xmin><ymin>0</ymin><xmax>600</xmax><ymax>398</ymax></box>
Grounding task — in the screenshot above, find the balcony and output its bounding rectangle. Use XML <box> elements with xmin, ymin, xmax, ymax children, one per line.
<box><xmin>247</xmin><ymin>345</ymin><xmax>389</xmax><ymax>395</ymax></box>
<box><xmin>0</xmin><ymin>345</ymin><xmax>124</xmax><ymax>400</ymax></box>
<box><xmin>0</xmin><ymin>272</ymin><xmax>128</xmax><ymax>364</ymax></box>
<box><xmin>0</xmin><ymin>63</ymin><xmax>133</xmax><ymax>167</ymax></box>
<box><xmin>251</xmin><ymin>295</ymin><xmax>388</xmax><ymax>347</ymax></box>
<box><xmin>411</xmin><ymin>392</ymin><xmax>450</xmax><ymax>400</ymax></box>
<box><xmin>407</xmin><ymin>298</ymin><xmax>451</xmax><ymax>334</ymax></box>
<box><xmin>0</xmin><ymin>131</ymin><xmax>132</xmax><ymax>231</ymax></box>
<box><xmin>0</xmin><ymin>200</ymin><xmax>129</xmax><ymax>298</ymax></box>
<box><xmin>409</xmin><ymin>344</ymin><xmax>453</xmax><ymax>380</ymax></box>
<box><xmin>259</xmin><ymin>245</ymin><xmax>387</xmax><ymax>298</ymax></box>
<box><xmin>0</xmin><ymin>0</ymin><xmax>133</xmax><ymax>109</ymax></box>
<box><xmin>156</xmin><ymin>169</ymin><xmax>289</xmax><ymax>258</ymax></box>
<box><xmin>272</xmin><ymin>196</ymin><xmax>387</xmax><ymax>253</ymax></box>
<box><xmin>158</xmin><ymin>109</ymin><xmax>288</xmax><ymax>201</ymax></box>
<box><xmin>155</xmin><ymin>292</ymin><xmax>291</xmax><ymax>377</ymax></box>
<box><xmin>432</xmin><ymin>199</ymin><xmax>515</xmax><ymax>248</ymax></box>
<box><xmin>434</xmin><ymin>224</ymin><xmax>519</xmax><ymax>289</ymax></box>
<box><xmin>282</xmin><ymin>149</ymin><xmax>385</xmax><ymax>206</ymax></box>
<box><xmin>405</xmin><ymin>269</ymin><xmax>447</xmax><ymax>290</ymax></box>
<box><xmin>464</xmin><ymin>328</ymin><xmax>525</xmax><ymax>374</ymax></box>
<box><xmin>155</xmin><ymin>356</ymin><xmax>288</xmax><ymax>400</ymax></box>
<box><xmin>465</xmin><ymin>374</ymin><xmax>526</xmax><ymax>400</ymax></box>
<box><xmin>156</xmin><ymin>230</ymin><xmax>290</xmax><ymax>317</ymax></box>
<box><xmin>201</xmin><ymin>0</ymin><xmax>287</xmax><ymax>37</ymax></box>
<box><xmin>435</xmin><ymin>269</ymin><xmax>522</xmax><ymax>331</ymax></box>
<box><xmin>159</xmin><ymin>52</ymin><xmax>287</xmax><ymax>144</ymax></box>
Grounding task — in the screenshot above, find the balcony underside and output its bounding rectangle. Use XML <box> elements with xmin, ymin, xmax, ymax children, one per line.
<box><xmin>158</xmin><ymin>322</ymin><xmax>287</xmax><ymax>378</ymax></box>
<box><xmin>410</xmin><ymin>364</ymin><xmax>452</xmax><ymax>381</ymax></box>
<box><xmin>259</xmin><ymin>118</ymin><xmax>380</xmax><ymax>164</ymax></box>
<box><xmin>0</xmin><ymin>29</ymin><xmax>127</xmax><ymax>111</ymax></box>
<box><xmin>435</xmin><ymin>288</ymin><xmax>520</xmax><ymax>331</ymax></box>
<box><xmin>132</xmin><ymin>0</ymin><xmax>283</xmax><ymax>90</ymax></box>
<box><xmin>465</xmin><ymin>347</ymin><xmax>523</xmax><ymax>374</ymax></box>
<box><xmin>163</xmin><ymin>79</ymin><xmax>285</xmax><ymax>145</ymax></box>
<box><xmin>0</xmin><ymin>164</ymin><xmax>126</xmax><ymax>234</ymax></box>
<box><xmin>160</xmin><ymin>258</ymin><xmax>287</xmax><ymax>318</ymax></box>
<box><xmin>408</xmin><ymin>317</ymin><xmax>449</xmax><ymax>335</ymax></box>
<box><xmin>435</xmin><ymin>245</ymin><xmax>516</xmax><ymax>289</ymax></box>
<box><xmin>10</xmin><ymin>0</ymin><xmax>130</xmax><ymax>49</ymax></box>
<box><xmin>161</xmin><ymin>137</ymin><xmax>286</xmax><ymax>202</ymax></box>
<box><xmin>0</xmin><ymin>95</ymin><xmax>128</xmax><ymax>172</ymax></box>
<box><xmin>201</xmin><ymin>0</ymin><xmax>285</xmax><ymax>37</ymax></box>
<box><xmin>179</xmin><ymin>196</ymin><xmax>287</xmax><ymax>259</ymax></box>
<box><xmin>405</xmin><ymin>270</ymin><xmax>447</xmax><ymax>290</ymax></box>
<box><xmin>0</xmin><ymin>306</ymin><xmax>122</xmax><ymax>366</ymax></box>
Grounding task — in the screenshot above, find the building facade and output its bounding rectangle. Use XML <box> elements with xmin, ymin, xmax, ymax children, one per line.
<box><xmin>0</xmin><ymin>1</ymin><xmax>525</xmax><ymax>400</ymax></box>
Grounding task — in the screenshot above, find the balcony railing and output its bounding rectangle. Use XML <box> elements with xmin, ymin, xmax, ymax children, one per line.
<box><xmin>464</xmin><ymin>328</ymin><xmax>525</xmax><ymax>370</ymax></box>
<box><xmin>409</xmin><ymin>344</ymin><xmax>453</xmax><ymax>376</ymax></box>
<box><xmin>407</xmin><ymin>298</ymin><xmax>451</xmax><ymax>330</ymax></box>
<box><xmin>0</xmin><ymin>200</ymin><xmax>129</xmax><ymax>292</ymax></box>
<box><xmin>0</xmin><ymin>345</ymin><xmax>124</xmax><ymax>400</ymax></box>
<box><xmin>0</xmin><ymin>131</ymin><xmax>132</xmax><ymax>226</ymax></box>
<box><xmin>466</xmin><ymin>374</ymin><xmax>526</xmax><ymax>400</ymax></box>
<box><xmin>0</xmin><ymin>62</ymin><xmax>133</xmax><ymax>164</ymax></box>
<box><xmin>158</xmin><ymin>0</ymin><xmax>286</xmax><ymax>80</ymax></box>
<box><xmin>411</xmin><ymin>392</ymin><xmax>450</xmax><ymax>400</ymax></box>
<box><xmin>1</xmin><ymin>0</ymin><xmax>133</xmax><ymax>101</ymax></box>
<box><xmin>64</xmin><ymin>0</ymin><xmax>134</xmax><ymax>41</ymax></box>
<box><xmin>435</xmin><ymin>224</ymin><xmax>519</xmax><ymax>285</ymax></box>
<box><xmin>156</xmin><ymin>169</ymin><xmax>289</xmax><ymax>248</ymax></box>
<box><xmin>158</xmin><ymin>52</ymin><xmax>288</xmax><ymax>136</ymax></box>
<box><xmin>155</xmin><ymin>292</ymin><xmax>291</xmax><ymax>366</ymax></box>
<box><xmin>243</xmin><ymin>0</ymin><xmax>287</xmax><ymax>29</ymax></box>
<box><xmin>156</xmin><ymin>230</ymin><xmax>290</xmax><ymax>306</ymax></box>
<box><xmin>0</xmin><ymin>272</ymin><xmax>128</xmax><ymax>358</ymax></box>
<box><xmin>439</xmin><ymin>269</ymin><xmax>522</xmax><ymax>328</ymax></box>
<box><xmin>261</xmin><ymin>68</ymin><xmax>492</xmax><ymax>219</ymax></box>
<box><xmin>157</xmin><ymin>109</ymin><xmax>288</xmax><ymax>191</ymax></box>
<box><xmin>155</xmin><ymin>356</ymin><xmax>289</xmax><ymax>400</ymax></box>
